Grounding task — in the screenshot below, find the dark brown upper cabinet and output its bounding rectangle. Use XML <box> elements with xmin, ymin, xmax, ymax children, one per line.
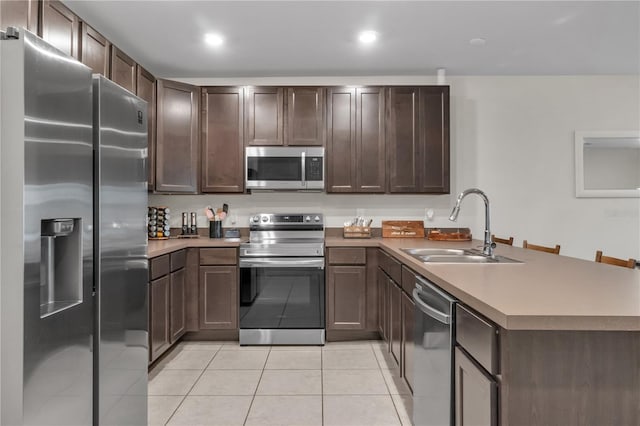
<box><xmin>202</xmin><ymin>87</ymin><xmax>244</xmax><ymax>193</ymax></box>
<box><xmin>110</xmin><ymin>46</ymin><xmax>136</xmax><ymax>94</ymax></box>
<box><xmin>40</xmin><ymin>0</ymin><xmax>79</xmax><ymax>58</ymax></box>
<box><xmin>155</xmin><ymin>79</ymin><xmax>200</xmax><ymax>193</ymax></box>
<box><xmin>286</xmin><ymin>87</ymin><xmax>325</xmax><ymax>146</ymax></box>
<box><xmin>326</xmin><ymin>87</ymin><xmax>356</xmax><ymax>192</ymax></box>
<box><xmin>136</xmin><ymin>66</ymin><xmax>156</xmax><ymax>191</ymax></box>
<box><xmin>1</xmin><ymin>0</ymin><xmax>39</xmax><ymax>34</ymax></box>
<box><xmin>80</xmin><ymin>22</ymin><xmax>110</xmax><ymax>76</ymax></box>
<box><xmin>327</xmin><ymin>87</ymin><xmax>385</xmax><ymax>193</ymax></box>
<box><xmin>387</xmin><ymin>86</ymin><xmax>450</xmax><ymax>194</ymax></box>
<box><xmin>245</xmin><ymin>86</ymin><xmax>284</xmax><ymax>146</ymax></box>
<box><xmin>419</xmin><ymin>86</ymin><xmax>450</xmax><ymax>193</ymax></box>
<box><xmin>245</xmin><ymin>86</ymin><xmax>325</xmax><ymax>146</ymax></box>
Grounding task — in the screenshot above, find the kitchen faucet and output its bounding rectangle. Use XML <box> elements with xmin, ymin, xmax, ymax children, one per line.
<box><xmin>449</xmin><ymin>188</ymin><xmax>495</xmax><ymax>257</ymax></box>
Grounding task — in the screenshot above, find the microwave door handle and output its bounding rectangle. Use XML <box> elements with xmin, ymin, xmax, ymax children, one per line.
<box><xmin>301</xmin><ymin>151</ymin><xmax>306</xmax><ymax>187</ymax></box>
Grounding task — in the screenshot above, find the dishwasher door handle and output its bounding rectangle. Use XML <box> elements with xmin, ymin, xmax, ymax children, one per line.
<box><xmin>413</xmin><ymin>289</ymin><xmax>451</xmax><ymax>325</ymax></box>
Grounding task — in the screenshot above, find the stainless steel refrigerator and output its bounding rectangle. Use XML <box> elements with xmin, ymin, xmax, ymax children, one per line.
<box><xmin>0</xmin><ymin>28</ymin><xmax>148</xmax><ymax>425</ymax></box>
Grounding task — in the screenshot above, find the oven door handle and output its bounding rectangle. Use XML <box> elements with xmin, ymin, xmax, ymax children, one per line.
<box><xmin>239</xmin><ymin>257</ymin><xmax>325</xmax><ymax>269</ymax></box>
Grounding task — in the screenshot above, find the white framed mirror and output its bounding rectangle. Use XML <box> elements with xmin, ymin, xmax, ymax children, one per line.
<box><xmin>575</xmin><ymin>131</ymin><xmax>640</xmax><ymax>198</ymax></box>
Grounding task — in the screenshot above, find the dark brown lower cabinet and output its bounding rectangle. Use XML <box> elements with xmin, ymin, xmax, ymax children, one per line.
<box><xmin>455</xmin><ymin>347</ymin><xmax>498</xmax><ymax>426</ymax></box>
<box><xmin>170</xmin><ymin>268</ymin><xmax>186</xmax><ymax>342</ymax></box>
<box><xmin>377</xmin><ymin>268</ymin><xmax>389</xmax><ymax>341</ymax></box>
<box><xmin>401</xmin><ymin>291</ymin><xmax>415</xmax><ymax>391</ymax></box>
<box><xmin>326</xmin><ymin>265</ymin><xmax>366</xmax><ymax>330</ymax></box>
<box><xmin>389</xmin><ymin>280</ymin><xmax>402</xmax><ymax>365</ymax></box>
<box><xmin>199</xmin><ymin>266</ymin><xmax>238</xmax><ymax>330</ymax></box>
<box><xmin>149</xmin><ymin>275</ymin><xmax>170</xmax><ymax>362</ymax></box>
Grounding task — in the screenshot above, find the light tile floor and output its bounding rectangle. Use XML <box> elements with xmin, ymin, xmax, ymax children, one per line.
<box><xmin>148</xmin><ymin>340</ymin><xmax>413</xmax><ymax>426</ymax></box>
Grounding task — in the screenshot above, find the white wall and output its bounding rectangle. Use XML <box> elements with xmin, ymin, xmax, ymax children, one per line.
<box><xmin>151</xmin><ymin>75</ymin><xmax>640</xmax><ymax>261</ymax></box>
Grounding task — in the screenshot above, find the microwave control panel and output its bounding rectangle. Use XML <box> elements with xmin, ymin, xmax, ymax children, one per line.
<box><xmin>305</xmin><ymin>157</ymin><xmax>323</xmax><ymax>181</ymax></box>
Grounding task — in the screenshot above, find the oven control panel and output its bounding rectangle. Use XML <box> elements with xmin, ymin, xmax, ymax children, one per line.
<box><xmin>249</xmin><ymin>213</ymin><xmax>324</xmax><ymax>226</ymax></box>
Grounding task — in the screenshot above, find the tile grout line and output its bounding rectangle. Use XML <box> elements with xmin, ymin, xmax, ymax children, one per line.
<box><xmin>321</xmin><ymin>344</ymin><xmax>324</xmax><ymax>426</ymax></box>
<box><xmin>370</xmin><ymin>341</ymin><xmax>406</xmax><ymax>425</ymax></box>
<box><xmin>242</xmin><ymin>345</ymin><xmax>271</xmax><ymax>426</ymax></box>
<box><xmin>162</xmin><ymin>344</ymin><xmax>223</xmax><ymax>426</ymax></box>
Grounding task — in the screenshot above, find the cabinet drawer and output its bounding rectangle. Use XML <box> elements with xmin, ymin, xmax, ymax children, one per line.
<box><xmin>200</xmin><ymin>248</ymin><xmax>237</xmax><ymax>265</ymax></box>
<box><xmin>401</xmin><ymin>265</ymin><xmax>417</xmax><ymax>295</ymax></box>
<box><xmin>170</xmin><ymin>249</ymin><xmax>186</xmax><ymax>271</ymax></box>
<box><xmin>456</xmin><ymin>304</ymin><xmax>499</xmax><ymax>375</ymax></box>
<box><xmin>328</xmin><ymin>247</ymin><xmax>366</xmax><ymax>265</ymax></box>
<box><xmin>150</xmin><ymin>254</ymin><xmax>170</xmax><ymax>280</ymax></box>
<box><xmin>378</xmin><ymin>249</ymin><xmax>401</xmax><ymax>283</ymax></box>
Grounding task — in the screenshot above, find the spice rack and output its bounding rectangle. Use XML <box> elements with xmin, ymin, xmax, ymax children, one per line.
<box><xmin>148</xmin><ymin>206</ymin><xmax>170</xmax><ymax>240</ymax></box>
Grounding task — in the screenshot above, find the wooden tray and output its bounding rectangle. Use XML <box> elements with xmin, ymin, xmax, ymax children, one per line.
<box><xmin>427</xmin><ymin>228</ymin><xmax>472</xmax><ymax>241</ymax></box>
<box><xmin>382</xmin><ymin>221</ymin><xmax>425</xmax><ymax>238</ymax></box>
<box><xmin>343</xmin><ymin>226</ymin><xmax>372</xmax><ymax>239</ymax></box>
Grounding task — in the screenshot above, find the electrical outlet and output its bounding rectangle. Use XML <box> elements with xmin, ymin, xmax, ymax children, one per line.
<box><xmin>425</xmin><ymin>208</ymin><xmax>435</xmax><ymax>221</ymax></box>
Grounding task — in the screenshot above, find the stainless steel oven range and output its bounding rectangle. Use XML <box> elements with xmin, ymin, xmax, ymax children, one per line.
<box><xmin>239</xmin><ymin>213</ymin><xmax>325</xmax><ymax>345</ymax></box>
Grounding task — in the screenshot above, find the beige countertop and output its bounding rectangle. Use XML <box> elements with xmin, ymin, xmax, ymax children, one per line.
<box><xmin>148</xmin><ymin>237</ymin><xmax>244</xmax><ymax>258</ymax></box>
<box><xmin>150</xmin><ymin>235</ymin><xmax>640</xmax><ymax>332</ymax></box>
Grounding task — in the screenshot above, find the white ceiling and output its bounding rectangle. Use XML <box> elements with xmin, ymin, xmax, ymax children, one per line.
<box><xmin>63</xmin><ymin>1</ymin><xmax>640</xmax><ymax>78</ymax></box>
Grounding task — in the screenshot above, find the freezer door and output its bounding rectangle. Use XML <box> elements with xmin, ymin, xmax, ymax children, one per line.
<box><xmin>94</xmin><ymin>75</ymin><xmax>149</xmax><ymax>426</ymax></box>
<box><xmin>20</xmin><ymin>30</ymin><xmax>95</xmax><ymax>425</ymax></box>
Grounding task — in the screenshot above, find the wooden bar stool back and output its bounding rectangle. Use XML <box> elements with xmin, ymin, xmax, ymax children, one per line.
<box><xmin>522</xmin><ymin>240</ymin><xmax>560</xmax><ymax>255</ymax></box>
<box><xmin>595</xmin><ymin>251</ymin><xmax>636</xmax><ymax>269</ymax></box>
<box><xmin>492</xmin><ymin>235</ymin><xmax>514</xmax><ymax>246</ymax></box>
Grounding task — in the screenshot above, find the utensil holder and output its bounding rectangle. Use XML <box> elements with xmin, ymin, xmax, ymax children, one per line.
<box><xmin>343</xmin><ymin>225</ymin><xmax>372</xmax><ymax>239</ymax></box>
<box><xmin>209</xmin><ymin>220</ymin><xmax>223</xmax><ymax>238</ymax></box>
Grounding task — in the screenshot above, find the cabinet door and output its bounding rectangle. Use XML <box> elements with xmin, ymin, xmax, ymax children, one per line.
<box><xmin>377</xmin><ymin>268</ymin><xmax>389</xmax><ymax>341</ymax></box>
<box><xmin>170</xmin><ymin>268</ymin><xmax>186</xmax><ymax>343</ymax></box>
<box><xmin>356</xmin><ymin>87</ymin><xmax>386</xmax><ymax>192</ymax></box>
<box><xmin>327</xmin><ymin>265</ymin><xmax>366</xmax><ymax>330</ymax></box>
<box><xmin>199</xmin><ymin>266</ymin><xmax>238</xmax><ymax>330</ymax></box>
<box><xmin>326</xmin><ymin>87</ymin><xmax>356</xmax><ymax>192</ymax></box>
<box><xmin>136</xmin><ymin>66</ymin><xmax>156</xmax><ymax>191</ymax></box>
<box><xmin>286</xmin><ymin>87</ymin><xmax>325</xmax><ymax>146</ymax></box>
<box><xmin>387</xmin><ymin>87</ymin><xmax>420</xmax><ymax>193</ymax></box>
<box><xmin>80</xmin><ymin>23</ymin><xmax>110</xmax><ymax>76</ymax></box>
<box><xmin>1</xmin><ymin>0</ymin><xmax>38</xmax><ymax>33</ymax></box>
<box><xmin>156</xmin><ymin>79</ymin><xmax>200</xmax><ymax>193</ymax></box>
<box><xmin>402</xmin><ymin>291</ymin><xmax>415</xmax><ymax>392</ymax></box>
<box><xmin>150</xmin><ymin>275</ymin><xmax>170</xmax><ymax>362</ymax></box>
<box><xmin>41</xmin><ymin>0</ymin><xmax>79</xmax><ymax>58</ymax></box>
<box><xmin>201</xmin><ymin>87</ymin><xmax>244</xmax><ymax>193</ymax></box>
<box><xmin>419</xmin><ymin>86</ymin><xmax>450</xmax><ymax>193</ymax></box>
<box><xmin>390</xmin><ymin>280</ymin><xmax>402</xmax><ymax>366</ymax></box>
<box><xmin>245</xmin><ymin>86</ymin><xmax>284</xmax><ymax>146</ymax></box>
<box><xmin>455</xmin><ymin>347</ymin><xmax>498</xmax><ymax>426</ymax></box>
<box><xmin>110</xmin><ymin>46</ymin><xmax>136</xmax><ymax>93</ymax></box>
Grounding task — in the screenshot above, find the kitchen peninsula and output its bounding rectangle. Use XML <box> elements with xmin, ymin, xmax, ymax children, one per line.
<box><xmin>149</xmin><ymin>235</ymin><xmax>640</xmax><ymax>426</ymax></box>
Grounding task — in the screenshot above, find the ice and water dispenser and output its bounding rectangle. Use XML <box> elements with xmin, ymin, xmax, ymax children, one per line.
<box><xmin>40</xmin><ymin>218</ymin><xmax>83</xmax><ymax>318</ymax></box>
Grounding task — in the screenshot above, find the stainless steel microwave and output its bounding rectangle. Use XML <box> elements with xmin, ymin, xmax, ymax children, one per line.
<box><xmin>245</xmin><ymin>147</ymin><xmax>324</xmax><ymax>190</ymax></box>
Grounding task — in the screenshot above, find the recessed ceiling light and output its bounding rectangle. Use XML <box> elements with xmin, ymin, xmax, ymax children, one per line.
<box><xmin>469</xmin><ymin>38</ymin><xmax>486</xmax><ymax>46</ymax></box>
<box><xmin>358</xmin><ymin>30</ymin><xmax>377</xmax><ymax>44</ymax></box>
<box><xmin>204</xmin><ymin>33</ymin><xmax>224</xmax><ymax>47</ymax></box>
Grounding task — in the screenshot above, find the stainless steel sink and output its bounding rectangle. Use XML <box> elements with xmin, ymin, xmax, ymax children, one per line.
<box><xmin>401</xmin><ymin>248</ymin><xmax>522</xmax><ymax>264</ymax></box>
<box><xmin>402</xmin><ymin>248</ymin><xmax>467</xmax><ymax>256</ymax></box>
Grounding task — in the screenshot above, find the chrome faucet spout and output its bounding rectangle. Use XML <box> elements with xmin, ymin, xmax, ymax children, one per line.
<box><xmin>448</xmin><ymin>188</ymin><xmax>495</xmax><ymax>257</ymax></box>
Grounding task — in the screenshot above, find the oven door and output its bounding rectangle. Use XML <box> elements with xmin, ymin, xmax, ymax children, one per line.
<box><xmin>239</xmin><ymin>257</ymin><xmax>325</xmax><ymax>330</ymax></box>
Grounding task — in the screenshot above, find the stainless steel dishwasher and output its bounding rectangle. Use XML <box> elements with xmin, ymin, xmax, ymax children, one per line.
<box><xmin>413</xmin><ymin>276</ymin><xmax>457</xmax><ymax>426</ymax></box>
